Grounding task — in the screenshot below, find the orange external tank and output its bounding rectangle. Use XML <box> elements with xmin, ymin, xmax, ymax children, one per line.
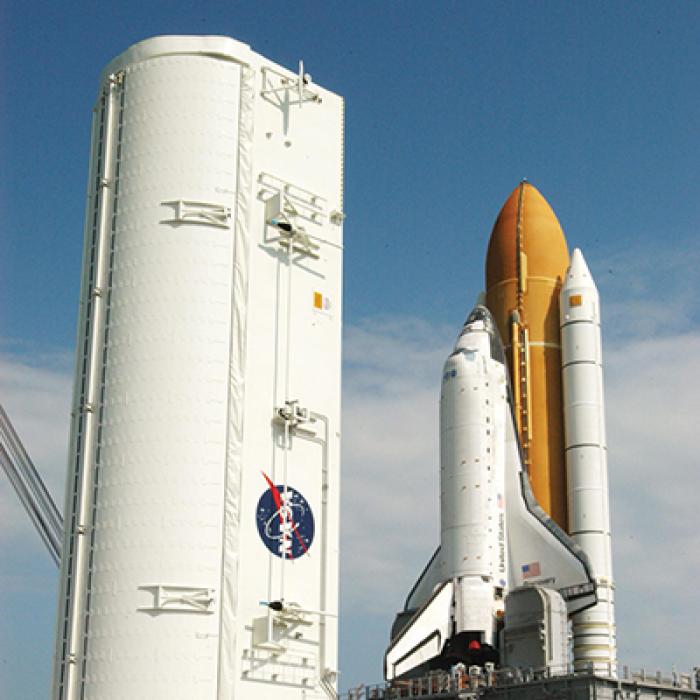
<box><xmin>485</xmin><ymin>181</ymin><xmax>569</xmax><ymax>528</ymax></box>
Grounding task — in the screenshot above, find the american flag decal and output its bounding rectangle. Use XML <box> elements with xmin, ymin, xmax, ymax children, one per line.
<box><xmin>522</xmin><ymin>561</ymin><xmax>541</xmax><ymax>579</ymax></box>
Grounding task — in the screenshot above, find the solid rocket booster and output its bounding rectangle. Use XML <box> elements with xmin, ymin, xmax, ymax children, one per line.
<box><xmin>485</xmin><ymin>182</ymin><xmax>569</xmax><ymax>528</ymax></box>
<box><xmin>560</xmin><ymin>249</ymin><xmax>616</xmax><ymax>672</ymax></box>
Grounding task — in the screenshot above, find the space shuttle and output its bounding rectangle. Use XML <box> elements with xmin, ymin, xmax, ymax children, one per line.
<box><xmin>385</xmin><ymin>183</ymin><xmax>615</xmax><ymax>679</ymax></box>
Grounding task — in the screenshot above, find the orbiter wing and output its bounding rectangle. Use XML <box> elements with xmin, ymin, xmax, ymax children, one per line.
<box><xmin>503</xmin><ymin>401</ymin><xmax>597</xmax><ymax>614</ymax></box>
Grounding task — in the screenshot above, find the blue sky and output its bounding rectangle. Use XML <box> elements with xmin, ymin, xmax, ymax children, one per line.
<box><xmin>2</xmin><ymin>2</ymin><xmax>700</xmax><ymax>698</ymax></box>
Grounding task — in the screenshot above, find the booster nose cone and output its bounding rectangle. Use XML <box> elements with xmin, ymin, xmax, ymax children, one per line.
<box><xmin>561</xmin><ymin>248</ymin><xmax>599</xmax><ymax>327</ymax></box>
<box><xmin>565</xmin><ymin>248</ymin><xmax>594</xmax><ymax>288</ymax></box>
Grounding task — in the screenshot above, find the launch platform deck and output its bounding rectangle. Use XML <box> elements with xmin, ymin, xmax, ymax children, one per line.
<box><xmin>342</xmin><ymin>666</ymin><xmax>700</xmax><ymax>700</ymax></box>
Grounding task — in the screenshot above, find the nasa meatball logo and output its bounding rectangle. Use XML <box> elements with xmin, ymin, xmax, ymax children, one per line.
<box><xmin>256</xmin><ymin>472</ymin><xmax>314</xmax><ymax>559</ymax></box>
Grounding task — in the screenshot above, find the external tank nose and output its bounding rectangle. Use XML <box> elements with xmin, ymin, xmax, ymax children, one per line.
<box><xmin>484</xmin><ymin>181</ymin><xmax>570</xmax><ymax>372</ymax></box>
<box><xmin>485</xmin><ymin>181</ymin><xmax>569</xmax><ymax>300</ymax></box>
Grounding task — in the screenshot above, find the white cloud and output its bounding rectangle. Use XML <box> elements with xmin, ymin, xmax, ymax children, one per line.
<box><xmin>586</xmin><ymin>242</ymin><xmax>700</xmax><ymax>667</ymax></box>
<box><xmin>0</xmin><ymin>347</ymin><xmax>71</xmax><ymax>695</ymax></box>
<box><xmin>593</xmin><ymin>242</ymin><xmax>700</xmax><ymax>341</ymax></box>
<box><xmin>606</xmin><ymin>333</ymin><xmax>700</xmax><ymax>669</ymax></box>
<box><xmin>341</xmin><ymin>317</ymin><xmax>452</xmax><ymax>613</ymax></box>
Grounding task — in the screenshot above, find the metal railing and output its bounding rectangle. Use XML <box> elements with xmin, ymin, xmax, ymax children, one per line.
<box><xmin>342</xmin><ymin>671</ymin><xmax>473</xmax><ymax>700</ymax></box>
<box><xmin>619</xmin><ymin>664</ymin><xmax>699</xmax><ymax>691</ymax></box>
<box><xmin>339</xmin><ymin>662</ymin><xmax>700</xmax><ymax>700</ymax></box>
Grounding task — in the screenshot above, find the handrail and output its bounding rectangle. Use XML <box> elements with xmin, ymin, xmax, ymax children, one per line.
<box><xmin>338</xmin><ymin>662</ymin><xmax>700</xmax><ymax>700</ymax></box>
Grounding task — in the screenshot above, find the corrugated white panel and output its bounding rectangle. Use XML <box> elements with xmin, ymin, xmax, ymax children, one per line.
<box><xmin>83</xmin><ymin>54</ymin><xmax>242</xmax><ymax>698</ymax></box>
<box><xmin>54</xmin><ymin>35</ymin><xmax>344</xmax><ymax>700</ymax></box>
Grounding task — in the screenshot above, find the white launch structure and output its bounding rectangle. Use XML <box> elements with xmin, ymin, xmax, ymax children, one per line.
<box><xmin>52</xmin><ymin>36</ymin><xmax>343</xmax><ymax>700</ymax></box>
<box><xmin>560</xmin><ymin>249</ymin><xmax>616</xmax><ymax>673</ymax></box>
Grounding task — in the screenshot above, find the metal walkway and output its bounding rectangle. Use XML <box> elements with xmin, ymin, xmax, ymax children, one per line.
<box><xmin>341</xmin><ymin>665</ymin><xmax>700</xmax><ymax>700</ymax></box>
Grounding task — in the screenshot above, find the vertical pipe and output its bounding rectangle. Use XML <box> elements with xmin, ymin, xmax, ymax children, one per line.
<box><xmin>54</xmin><ymin>74</ymin><xmax>120</xmax><ymax>700</ymax></box>
<box><xmin>308</xmin><ymin>413</ymin><xmax>330</xmax><ymax>688</ymax></box>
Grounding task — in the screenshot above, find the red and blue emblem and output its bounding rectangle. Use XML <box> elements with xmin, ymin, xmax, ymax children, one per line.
<box><xmin>256</xmin><ymin>472</ymin><xmax>314</xmax><ymax>559</ymax></box>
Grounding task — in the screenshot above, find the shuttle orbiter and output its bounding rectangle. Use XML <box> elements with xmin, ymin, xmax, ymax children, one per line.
<box><xmin>385</xmin><ymin>183</ymin><xmax>615</xmax><ymax>678</ymax></box>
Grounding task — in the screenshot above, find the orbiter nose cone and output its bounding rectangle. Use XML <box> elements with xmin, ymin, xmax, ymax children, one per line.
<box><xmin>458</xmin><ymin>304</ymin><xmax>506</xmax><ymax>365</ymax></box>
<box><xmin>485</xmin><ymin>181</ymin><xmax>569</xmax><ymax>292</ymax></box>
<box><xmin>464</xmin><ymin>304</ymin><xmax>496</xmax><ymax>330</ymax></box>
